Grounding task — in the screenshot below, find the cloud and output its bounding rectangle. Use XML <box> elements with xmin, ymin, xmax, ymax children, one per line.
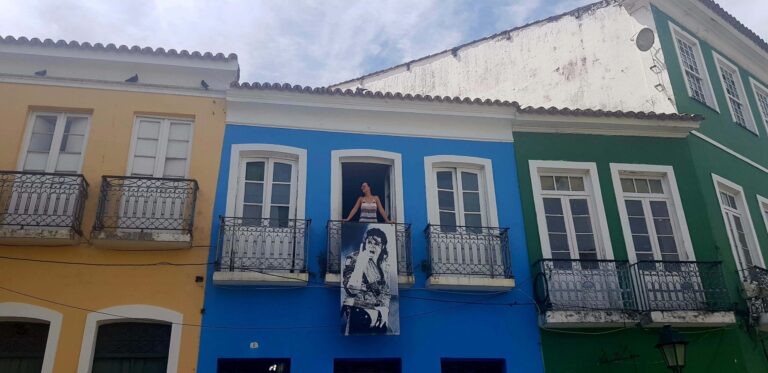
<box><xmin>0</xmin><ymin>0</ymin><xmax>764</xmax><ymax>87</ymax></box>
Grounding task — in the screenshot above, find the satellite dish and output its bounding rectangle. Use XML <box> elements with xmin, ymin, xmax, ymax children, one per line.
<box><xmin>635</xmin><ymin>27</ymin><xmax>655</xmax><ymax>52</ymax></box>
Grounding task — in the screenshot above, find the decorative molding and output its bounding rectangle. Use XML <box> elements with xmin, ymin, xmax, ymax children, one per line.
<box><xmin>423</xmin><ymin>155</ymin><xmax>500</xmax><ymax>228</ymax></box>
<box><xmin>711</xmin><ymin>173</ymin><xmax>765</xmax><ymax>271</ymax></box>
<box><xmin>528</xmin><ymin>160</ymin><xmax>613</xmax><ymax>260</ymax></box>
<box><xmin>330</xmin><ymin>149</ymin><xmax>404</xmax><ymax>222</ymax></box>
<box><xmin>77</xmin><ymin>305</ymin><xmax>183</xmax><ymax>373</ymax></box>
<box><xmin>690</xmin><ymin>130</ymin><xmax>768</xmax><ymax>174</ymax></box>
<box><xmin>226</xmin><ymin>144</ymin><xmax>308</xmax><ymax>219</ymax></box>
<box><xmin>0</xmin><ymin>302</ymin><xmax>63</xmax><ymax>373</ymax></box>
<box><xmin>609</xmin><ymin>163</ymin><xmax>695</xmax><ymax>262</ymax></box>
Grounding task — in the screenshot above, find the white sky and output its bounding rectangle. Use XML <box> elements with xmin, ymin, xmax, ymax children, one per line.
<box><xmin>0</xmin><ymin>0</ymin><xmax>764</xmax><ymax>86</ymax></box>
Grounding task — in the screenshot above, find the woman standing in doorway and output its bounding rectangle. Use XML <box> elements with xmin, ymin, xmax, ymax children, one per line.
<box><xmin>343</xmin><ymin>182</ymin><xmax>392</xmax><ymax>223</ymax></box>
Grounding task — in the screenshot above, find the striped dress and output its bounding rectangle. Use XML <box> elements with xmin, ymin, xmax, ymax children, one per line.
<box><xmin>359</xmin><ymin>200</ymin><xmax>378</xmax><ymax>223</ymax></box>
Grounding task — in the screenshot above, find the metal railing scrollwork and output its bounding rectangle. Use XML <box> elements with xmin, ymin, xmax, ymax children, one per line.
<box><xmin>424</xmin><ymin>224</ymin><xmax>512</xmax><ymax>278</ymax></box>
<box><xmin>0</xmin><ymin>171</ymin><xmax>88</xmax><ymax>234</ymax></box>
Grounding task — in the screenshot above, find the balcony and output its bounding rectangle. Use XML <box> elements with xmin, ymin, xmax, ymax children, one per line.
<box><xmin>424</xmin><ymin>225</ymin><xmax>514</xmax><ymax>291</ymax></box>
<box><xmin>741</xmin><ymin>266</ymin><xmax>768</xmax><ymax>331</ymax></box>
<box><xmin>631</xmin><ymin>261</ymin><xmax>734</xmax><ymax>327</ymax></box>
<box><xmin>325</xmin><ymin>221</ymin><xmax>413</xmax><ymax>287</ymax></box>
<box><xmin>0</xmin><ymin>171</ymin><xmax>88</xmax><ymax>245</ymax></box>
<box><xmin>535</xmin><ymin>259</ymin><xmax>636</xmax><ymax>328</ymax></box>
<box><xmin>91</xmin><ymin>176</ymin><xmax>198</xmax><ymax>249</ymax></box>
<box><xmin>213</xmin><ymin>217</ymin><xmax>310</xmax><ymax>286</ymax></box>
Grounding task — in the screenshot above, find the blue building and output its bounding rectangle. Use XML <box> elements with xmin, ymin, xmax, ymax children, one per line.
<box><xmin>198</xmin><ymin>83</ymin><xmax>543</xmax><ymax>373</ymax></box>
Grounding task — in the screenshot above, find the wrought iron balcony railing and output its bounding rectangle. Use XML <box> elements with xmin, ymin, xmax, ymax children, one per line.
<box><xmin>534</xmin><ymin>259</ymin><xmax>636</xmax><ymax>312</ymax></box>
<box><xmin>326</xmin><ymin>221</ymin><xmax>413</xmax><ymax>277</ymax></box>
<box><xmin>424</xmin><ymin>224</ymin><xmax>512</xmax><ymax>278</ymax></box>
<box><xmin>0</xmin><ymin>171</ymin><xmax>88</xmax><ymax>234</ymax></box>
<box><xmin>741</xmin><ymin>266</ymin><xmax>768</xmax><ymax>322</ymax></box>
<box><xmin>92</xmin><ymin>176</ymin><xmax>198</xmax><ymax>234</ymax></box>
<box><xmin>630</xmin><ymin>261</ymin><xmax>731</xmax><ymax>312</ymax></box>
<box><xmin>216</xmin><ymin>217</ymin><xmax>310</xmax><ymax>273</ymax></box>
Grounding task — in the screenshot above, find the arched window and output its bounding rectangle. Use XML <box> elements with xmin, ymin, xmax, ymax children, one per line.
<box><xmin>0</xmin><ymin>321</ymin><xmax>49</xmax><ymax>373</ymax></box>
<box><xmin>91</xmin><ymin>322</ymin><xmax>172</xmax><ymax>373</ymax></box>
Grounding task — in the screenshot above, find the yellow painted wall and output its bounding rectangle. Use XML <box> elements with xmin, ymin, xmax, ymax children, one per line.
<box><xmin>0</xmin><ymin>82</ymin><xmax>226</xmax><ymax>372</ymax></box>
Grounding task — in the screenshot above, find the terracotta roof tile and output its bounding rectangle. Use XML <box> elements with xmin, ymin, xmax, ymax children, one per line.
<box><xmin>696</xmin><ymin>0</ymin><xmax>768</xmax><ymax>54</ymax></box>
<box><xmin>232</xmin><ymin>81</ymin><xmax>703</xmax><ymax>122</ymax></box>
<box><xmin>0</xmin><ymin>35</ymin><xmax>237</xmax><ymax>62</ymax></box>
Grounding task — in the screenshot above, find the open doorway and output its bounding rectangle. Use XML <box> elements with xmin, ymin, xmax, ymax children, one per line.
<box><xmin>341</xmin><ymin>162</ymin><xmax>391</xmax><ymax>222</ymax></box>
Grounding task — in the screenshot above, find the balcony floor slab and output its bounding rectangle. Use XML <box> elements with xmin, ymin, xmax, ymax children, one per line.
<box><xmin>426</xmin><ymin>275</ymin><xmax>514</xmax><ymax>291</ymax></box>
<box><xmin>641</xmin><ymin>310</ymin><xmax>736</xmax><ymax>327</ymax></box>
<box><xmin>0</xmin><ymin>227</ymin><xmax>79</xmax><ymax>245</ymax></box>
<box><xmin>213</xmin><ymin>271</ymin><xmax>309</xmax><ymax>286</ymax></box>
<box><xmin>325</xmin><ymin>273</ymin><xmax>415</xmax><ymax>288</ymax></box>
<box><xmin>91</xmin><ymin>229</ymin><xmax>192</xmax><ymax>249</ymax></box>
<box><xmin>539</xmin><ymin>310</ymin><xmax>638</xmax><ymax>328</ymax></box>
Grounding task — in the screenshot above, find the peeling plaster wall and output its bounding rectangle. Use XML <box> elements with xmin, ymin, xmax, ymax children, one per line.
<box><xmin>336</xmin><ymin>1</ymin><xmax>676</xmax><ymax>113</ymax></box>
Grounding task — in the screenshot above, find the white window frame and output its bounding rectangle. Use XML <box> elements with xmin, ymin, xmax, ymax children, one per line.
<box><xmin>226</xmin><ymin>144</ymin><xmax>307</xmax><ymax>219</ymax></box>
<box><xmin>17</xmin><ymin>111</ymin><xmax>92</xmax><ymax>173</ymax></box>
<box><xmin>712</xmin><ymin>173</ymin><xmax>764</xmax><ymax>272</ymax></box>
<box><xmin>712</xmin><ymin>52</ymin><xmax>757</xmax><ymax>134</ymax></box>
<box><xmin>610</xmin><ymin>164</ymin><xmax>695</xmax><ymax>263</ymax></box>
<box><xmin>425</xmin><ymin>156</ymin><xmax>498</xmax><ymax>228</ymax></box>
<box><xmin>126</xmin><ymin>116</ymin><xmax>194</xmax><ymax>178</ymax></box>
<box><xmin>330</xmin><ymin>149</ymin><xmax>404</xmax><ymax>222</ymax></box>
<box><xmin>749</xmin><ymin>78</ymin><xmax>768</xmax><ymax>136</ymax></box>
<box><xmin>758</xmin><ymin>195</ymin><xmax>768</xmax><ymax>239</ymax></box>
<box><xmin>432</xmin><ymin>166</ymin><xmax>487</xmax><ymax>227</ymax></box>
<box><xmin>530</xmin><ymin>160</ymin><xmax>612</xmax><ymax>260</ymax></box>
<box><xmin>669</xmin><ymin>22</ymin><xmax>719</xmax><ymax>112</ymax></box>
<box><xmin>77</xmin><ymin>305</ymin><xmax>182</xmax><ymax>373</ymax></box>
<box><xmin>235</xmin><ymin>157</ymin><xmax>298</xmax><ymax>220</ymax></box>
<box><xmin>0</xmin><ymin>302</ymin><xmax>62</xmax><ymax>373</ymax></box>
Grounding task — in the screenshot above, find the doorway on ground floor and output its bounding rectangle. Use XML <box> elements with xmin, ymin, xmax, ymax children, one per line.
<box><xmin>441</xmin><ymin>358</ymin><xmax>506</xmax><ymax>373</ymax></box>
<box><xmin>217</xmin><ymin>358</ymin><xmax>291</xmax><ymax>373</ymax></box>
<box><xmin>334</xmin><ymin>358</ymin><xmax>401</xmax><ymax>373</ymax></box>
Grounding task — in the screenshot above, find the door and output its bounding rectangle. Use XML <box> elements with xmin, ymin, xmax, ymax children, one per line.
<box><xmin>433</xmin><ymin>168</ymin><xmax>502</xmax><ymax>276</ymax></box>
<box><xmin>7</xmin><ymin>113</ymin><xmax>89</xmax><ymax>227</ymax></box>
<box><xmin>620</xmin><ymin>175</ymin><xmax>703</xmax><ymax>310</ymax></box>
<box><xmin>223</xmin><ymin>158</ymin><xmax>299</xmax><ymax>272</ymax></box>
<box><xmin>120</xmin><ymin>118</ymin><xmax>193</xmax><ymax>230</ymax></box>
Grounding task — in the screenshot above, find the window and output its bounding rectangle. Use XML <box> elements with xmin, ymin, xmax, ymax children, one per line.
<box><xmin>0</xmin><ymin>321</ymin><xmax>49</xmax><ymax>373</ymax></box>
<box><xmin>128</xmin><ymin>117</ymin><xmax>193</xmax><ymax>178</ymax></box>
<box><xmin>713</xmin><ymin>53</ymin><xmax>756</xmax><ymax>133</ymax></box>
<box><xmin>712</xmin><ymin>175</ymin><xmax>764</xmax><ymax>273</ymax></box>
<box><xmin>20</xmin><ymin>112</ymin><xmax>90</xmax><ymax>173</ymax></box>
<box><xmin>530</xmin><ymin>161</ymin><xmax>611</xmax><ymax>262</ymax></box>
<box><xmin>669</xmin><ymin>23</ymin><xmax>717</xmax><ymax>110</ymax></box>
<box><xmin>759</xmin><ymin>196</ymin><xmax>768</xmax><ymax>238</ymax></box>
<box><xmin>612</xmin><ymin>164</ymin><xmax>693</xmax><ymax>263</ymax></box>
<box><xmin>237</xmin><ymin>158</ymin><xmax>297</xmax><ymax>223</ymax></box>
<box><xmin>750</xmin><ymin>78</ymin><xmax>768</xmax><ymax>134</ymax></box>
<box><xmin>425</xmin><ymin>156</ymin><xmax>498</xmax><ymax>228</ymax></box>
<box><xmin>91</xmin><ymin>322</ymin><xmax>171</xmax><ymax>373</ymax></box>
<box><xmin>435</xmin><ymin>168</ymin><xmax>485</xmax><ymax>227</ymax></box>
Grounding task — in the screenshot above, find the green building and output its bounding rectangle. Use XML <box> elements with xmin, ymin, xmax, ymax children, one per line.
<box><xmin>334</xmin><ymin>0</ymin><xmax>768</xmax><ymax>371</ymax></box>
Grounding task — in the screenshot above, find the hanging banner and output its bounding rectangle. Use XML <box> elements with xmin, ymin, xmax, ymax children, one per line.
<box><xmin>340</xmin><ymin>223</ymin><xmax>399</xmax><ymax>336</ymax></box>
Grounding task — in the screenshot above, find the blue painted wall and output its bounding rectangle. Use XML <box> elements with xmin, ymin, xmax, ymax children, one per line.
<box><xmin>198</xmin><ymin>124</ymin><xmax>543</xmax><ymax>373</ymax></box>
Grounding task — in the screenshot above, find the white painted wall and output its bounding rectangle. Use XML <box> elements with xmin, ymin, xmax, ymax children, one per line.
<box><xmin>335</xmin><ymin>1</ymin><xmax>677</xmax><ymax>113</ymax></box>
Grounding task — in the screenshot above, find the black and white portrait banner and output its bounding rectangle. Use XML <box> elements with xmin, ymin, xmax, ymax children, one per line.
<box><xmin>340</xmin><ymin>223</ymin><xmax>399</xmax><ymax>336</ymax></box>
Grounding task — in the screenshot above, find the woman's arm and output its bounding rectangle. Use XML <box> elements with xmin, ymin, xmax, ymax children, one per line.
<box><xmin>375</xmin><ymin>196</ymin><xmax>392</xmax><ymax>223</ymax></box>
<box><xmin>344</xmin><ymin>197</ymin><xmax>362</xmax><ymax>221</ymax></box>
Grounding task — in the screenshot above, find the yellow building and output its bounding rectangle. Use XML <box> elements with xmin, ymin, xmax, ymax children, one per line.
<box><xmin>0</xmin><ymin>37</ymin><xmax>238</xmax><ymax>373</ymax></box>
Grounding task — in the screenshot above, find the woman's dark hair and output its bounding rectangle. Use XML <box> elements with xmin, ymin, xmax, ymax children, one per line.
<box><xmin>363</xmin><ymin>227</ymin><xmax>389</xmax><ymax>269</ymax></box>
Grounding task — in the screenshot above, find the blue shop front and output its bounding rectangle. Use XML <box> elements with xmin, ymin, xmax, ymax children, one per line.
<box><xmin>197</xmin><ymin>84</ymin><xmax>544</xmax><ymax>373</ymax></box>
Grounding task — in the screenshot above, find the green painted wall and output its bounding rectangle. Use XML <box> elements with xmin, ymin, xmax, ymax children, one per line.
<box><xmin>514</xmin><ymin>132</ymin><xmax>768</xmax><ymax>372</ymax></box>
<box><xmin>652</xmin><ymin>6</ymin><xmax>768</xmax><ymax>168</ymax></box>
